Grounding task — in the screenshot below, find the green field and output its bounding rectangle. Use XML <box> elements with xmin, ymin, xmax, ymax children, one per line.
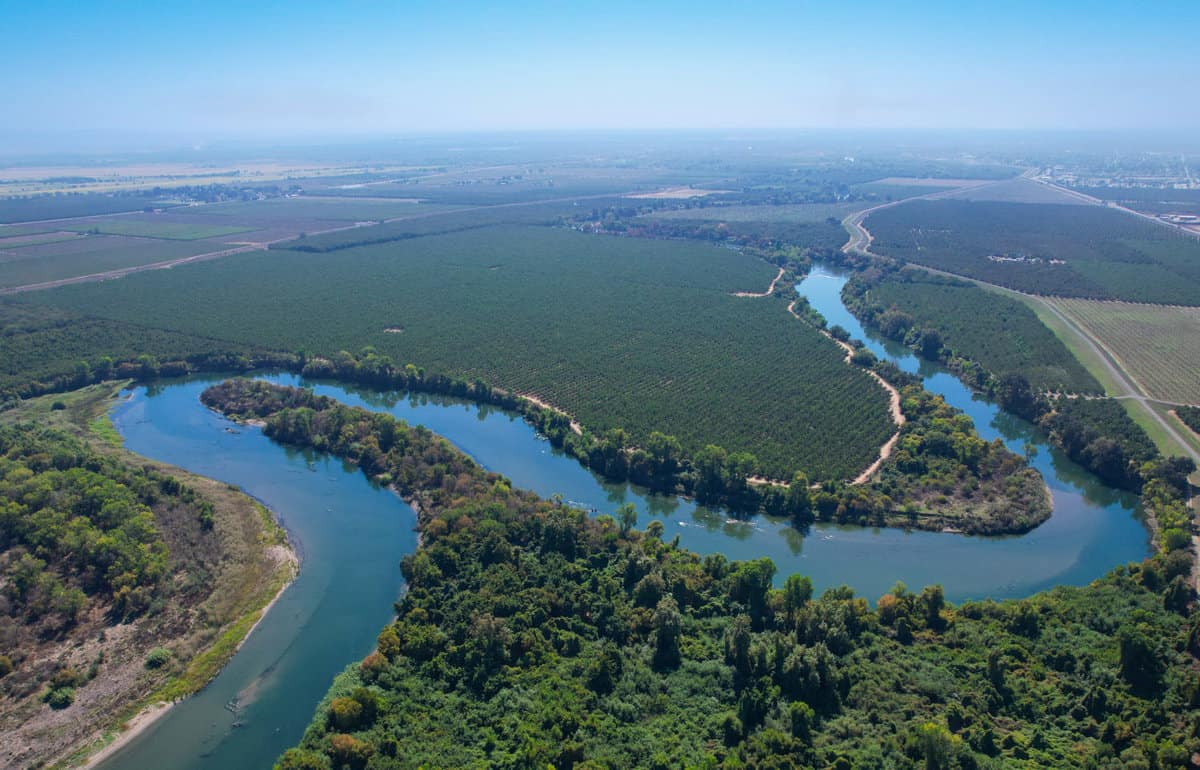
<box><xmin>866</xmin><ymin>200</ymin><xmax>1200</xmax><ymax>304</ymax></box>
<box><xmin>846</xmin><ymin>269</ymin><xmax>1102</xmax><ymax>394</ymax></box>
<box><xmin>1048</xmin><ymin>298</ymin><xmax>1200</xmax><ymax>405</ymax></box>
<box><xmin>0</xmin><ymin>235</ymin><xmax>221</xmax><ymax>288</ymax></box>
<box><xmin>62</xmin><ymin>219</ymin><xmax>255</xmax><ymax>241</ymax></box>
<box><xmin>28</xmin><ymin>225</ymin><xmax>894</xmax><ymax>480</ymax></box>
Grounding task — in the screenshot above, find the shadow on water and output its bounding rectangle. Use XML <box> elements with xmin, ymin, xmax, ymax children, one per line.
<box><xmin>99</xmin><ymin>268</ymin><xmax>1149</xmax><ymax>769</ymax></box>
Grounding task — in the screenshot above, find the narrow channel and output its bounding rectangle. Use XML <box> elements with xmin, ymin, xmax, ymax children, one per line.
<box><xmin>98</xmin><ymin>263</ymin><xmax>1149</xmax><ymax>769</ymax></box>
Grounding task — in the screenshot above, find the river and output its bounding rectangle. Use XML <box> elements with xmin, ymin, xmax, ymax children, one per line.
<box><xmin>96</xmin><ymin>263</ymin><xmax>1149</xmax><ymax>769</ymax></box>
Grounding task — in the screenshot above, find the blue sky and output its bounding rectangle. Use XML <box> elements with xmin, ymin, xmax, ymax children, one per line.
<box><xmin>4</xmin><ymin>0</ymin><xmax>1198</xmax><ymax>140</ymax></box>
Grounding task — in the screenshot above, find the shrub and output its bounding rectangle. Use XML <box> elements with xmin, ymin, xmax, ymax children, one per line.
<box><xmin>44</xmin><ymin>687</ymin><xmax>75</xmax><ymax>709</ymax></box>
<box><xmin>0</xmin><ymin>655</ymin><xmax>13</xmax><ymax>677</ymax></box>
<box><xmin>144</xmin><ymin>647</ymin><xmax>172</xmax><ymax>669</ymax></box>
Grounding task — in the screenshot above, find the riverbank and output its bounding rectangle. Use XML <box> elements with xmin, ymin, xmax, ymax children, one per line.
<box><xmin>77</xmin><ymin>545</ymin><xmax>297</xmax><ymax>770</ymax></box>
<box><xmin>0</xmin><ymin>385</ymin><xmax>299</xmax><ymax>770</ymax></box>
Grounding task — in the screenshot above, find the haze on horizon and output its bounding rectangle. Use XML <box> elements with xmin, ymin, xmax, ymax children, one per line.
<box><xmin>3</xmin><ymin>0</ymin><xmax>1199</xmax><ymax>153</ymax></box>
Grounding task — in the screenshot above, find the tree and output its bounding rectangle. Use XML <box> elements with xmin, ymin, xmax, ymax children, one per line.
<box><xmin>919</xmin><ymin>328</ymin><xmax>943</xmax><ymax>359</ymax></box>
<box><xmin>731</xmin><ymin>558</ymin><xmax>776</xmax><ymax>625</ymax></box>
<box><xmin>919</xmin><ymin>585</ymin><xmax>945</xmax><ymax>631</ymax></box>
<box><xmin>995</xmin><ymin>372</ymin><xmax>1038</xmax><ymax>419</ymax></box>
<box><xmin>617</xmin><ymin>502</ymin><xmax>638</xmax><ymax>535</ymax></box>
<box><xmin>652</xmin><ymin>596</ymin><xmax>682</xmax><ymax>669</ymax></box>
<box><xmin>1119</xmin><ymin>625</ymin><xmax>1164</xmax><ymax>693</ymax></box>
<box><xmin>783</xmin><ymin>575</ymin><xmax>813</xmax><ymax>621</ymax></box>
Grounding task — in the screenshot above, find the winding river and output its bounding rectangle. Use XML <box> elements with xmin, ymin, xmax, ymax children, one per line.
<box><xmin>97</xmin><ymin>264</ymin><xmax>1149</xmax><ymax>770</ymax></box>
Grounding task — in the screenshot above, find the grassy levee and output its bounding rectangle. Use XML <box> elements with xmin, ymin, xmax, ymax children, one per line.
<box><xmin>0</xmin><ymin>384</ymin><xmax>295</xmax><ymax>769</ymax></box>
<box><xmin>27</xmin><ymin>225</ymin><xmax>895</xmax><ymax>481</ymax></box>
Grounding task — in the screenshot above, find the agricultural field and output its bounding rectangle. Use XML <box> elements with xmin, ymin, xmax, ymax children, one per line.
<box><xmin>0</xmin><ymin>234</ymin><xmax>224</xmax><ymax>289</ymax></box>
<box><xmin>175</xmin><ymin>197</ymin><xmax>466</xmax><ymax>222</ymax></box>
<box><xmin>643</xmin><ymin>201</ymin><xmax>861</xmax><ymax>224</ymax></box>
<box><xmin>866</xmin><ymin>199</ymin><xmax>1200</xmax><ymax>304</ymax></box>
<box><xmin>849</xmin><ymin>181</ymin><xmax>961</xmax><ymax>201</ymax></box>
<box><xmin>27</xmin><ymin>224</ymin><xmax>896</xmax><ymax>480</ymax></box>
<box><xmin>1047</xmin><ymin>298</ymin><xmax>1200</xmax><ymax>405</ymax></box>
<box><xmin>0</xmin><ymin>193</ymin><xmax>177</xmax><ymax>223</ymax></box>
<box><xmin>60</xmin><ymin>219</ymin><xmax>255</xmax><ymax>241</ymax></box>
<box><xmin>278</xmin><ymin>198</ymin><xmax>629</xmax><ymax>252</ymax></box>
<box><xmin>311</xmin><ymin>164</ymin><xmax>703</xmax><ymax>205</ymax></box>
<box><xmin>940</xmin><ymin>177</ymin><xmax>1084</xmax><ymax>205</ymax></box>
<box><xmin>0</xmin><ymin>301</ymin><xmax>266</xmax><ymax>393</ymax></box>
<box><xmin>847</xmin><ymin>269</ymin><xmax>1102</xmax><ymax>394</ymax></box>
<box><xmin>0</xmin><ymin>230</ymin><xmax>81</xmax><ymax>249</ymax></box>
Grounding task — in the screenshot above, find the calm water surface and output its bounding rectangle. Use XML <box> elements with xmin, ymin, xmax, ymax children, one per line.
<box><xmin>100</xmin><ymin>263</ymin><xmax>1148</xmax><ymax>769</ymax></box>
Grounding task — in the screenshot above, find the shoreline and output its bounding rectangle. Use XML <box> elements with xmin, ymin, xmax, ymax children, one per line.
<box><xmin>74</xmin><ymin>540</ymin><xmax>298</xmax><ymax>770</ymax></box>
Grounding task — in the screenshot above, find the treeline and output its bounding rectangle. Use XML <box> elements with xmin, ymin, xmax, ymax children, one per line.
<box><xmin>842</xmin><ymin>267</ymin><xmax>1102</xmax><ymax>396</ymax></box>
<box><xmin>198</xmin><ymin>381</ymin><xmax>1200</xmax><ymax>770</ymax></box>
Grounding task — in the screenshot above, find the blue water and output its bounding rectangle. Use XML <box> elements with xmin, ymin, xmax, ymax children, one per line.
<box><xmin>99</xmin><ymin>264</ymin><xmax>1149</xmax><ymax>769</ymax></box>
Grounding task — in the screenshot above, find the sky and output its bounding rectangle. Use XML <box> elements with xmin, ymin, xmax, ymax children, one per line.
<box><xmin>3</xmin><ymin>0</ymin><xmax>1199</xmax><ymax>146</ymax></box>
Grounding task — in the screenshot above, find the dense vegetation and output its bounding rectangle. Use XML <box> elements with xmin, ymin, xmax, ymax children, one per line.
<box><xmin>0</xmin><ymin>301</ymin><xmax>288</xmax><ymax>399</ymax></box>
<box><xmin>865</xmin><ymin>200</ymin><xmax>1200</xmax><ymax>304</ymax></box>
<box><xmin>1177</xmin><ymin>406</ymin><xmax>1200</xmax><ymax>436</ymax></box>
<box><xmin>864</xmin><ymin>385</ymin><xmax>1050</xmax><ymax>534</ymax></box>
<box><xmin>196</xmin><ymin>380</ymin><xmax>1200</xmax><ymax>770</ymax></box>
<box><xmin>1037</xmin><ymin>399</ymin><xmax>1161</xmax><ymax>491</ymax></box>
<box><xmin>30</xmin><ymin>225</ymin><xmax>895</xmax><ymax>481</ymax></box>
<box><xmin>842</xmin><ymin>268</ymin><xmax>1102</xmax><ymax>395</ymax></box>
<box><xmin>0</xmin><ymin>424</ymin><xmax>174</xmax><ymax>629</ymax></box>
